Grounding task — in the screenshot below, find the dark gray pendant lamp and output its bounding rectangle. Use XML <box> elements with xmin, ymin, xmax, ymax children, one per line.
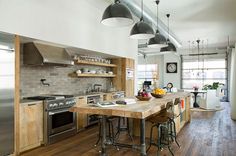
<box><xmin>101</xmin><ymin>0</ymin><xmax>134</xmax><ymax>27</ymax></box>
<box><xmin>130</xmin><ymin>0</ymin><xmax>155</xmax><ymax>39</ymax></box>
<box><xmin>148</xmin><ymin>0</ymin><xmax>167</xmax><ymax>48</ymax></box>
<box><xmin>160</xmin><ymin>14</ymin><xmax>176</xmax><ymax>52</ymax></box>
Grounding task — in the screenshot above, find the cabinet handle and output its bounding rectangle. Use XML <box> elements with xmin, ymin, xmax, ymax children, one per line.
<box><xmin>28</xmin><ymin>103</ymin><xmax>36</xmax><ymax>106</ymax></box>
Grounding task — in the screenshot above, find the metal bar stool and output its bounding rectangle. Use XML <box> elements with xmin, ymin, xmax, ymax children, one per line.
<box><xmin>115</xmin><ymin>117</ymin><xmax>133</xmax><ymax>142</ymax></box>
<box><xmin>156</xmin><ymin>98</ymin><xmax>182</xmax><ymax>148</ymax></box>
<box><xmin>147</xmin><ymin>101</ymin><xmax>176</xmax><ymax>156</ymax></box>
<box><xmin>95</xmin><ymin>116</ymin><xmax>118</xmax><ymax>146</ymax></box>
<box><xmin>168</xmin><ymin>98</ymin><xmax>182</xmax><ymax>148</ymax></box>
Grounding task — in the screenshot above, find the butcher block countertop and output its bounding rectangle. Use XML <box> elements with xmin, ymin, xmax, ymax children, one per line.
<box><xmin>70</xmin><ymin>92</ymin><xmax>191</xmax><ymax>119</ymax></box>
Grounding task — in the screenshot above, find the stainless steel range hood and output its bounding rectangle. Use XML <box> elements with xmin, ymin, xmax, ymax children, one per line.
<box><xmin>23</xmin><ymin>42</ymin><xmax>74</xmax><ymax>66</ymax></box>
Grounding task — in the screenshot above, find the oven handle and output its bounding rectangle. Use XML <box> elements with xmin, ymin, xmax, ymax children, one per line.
<box><xmin>48</xmin><ymin>109</ymin><xmax>70</xmax><ymax>115</ymax></box>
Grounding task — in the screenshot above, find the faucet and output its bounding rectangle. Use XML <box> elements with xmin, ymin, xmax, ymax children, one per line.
<box><xmin>40</xmin><ymin>79</ymin><xmax>50</xmax><ymax>86</ymax></box>
<box><xmin>93</xmin><ymin>84</ymin><xmax>102</xmax><ymax>92</ymax></box>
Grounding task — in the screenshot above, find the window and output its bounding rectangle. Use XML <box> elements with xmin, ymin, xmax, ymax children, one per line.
<box><xmin>137</xmin><ymin>64</ymin><xmax>158</xmax><ymax>90</ymax></box>
<box><xmin>181</xmin><ymin>58</ymin><xmax>227</xmax><ymax>89</ymax></box>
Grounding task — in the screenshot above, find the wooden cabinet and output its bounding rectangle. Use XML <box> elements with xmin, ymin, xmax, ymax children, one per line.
<box><xmin>76</xmin><ymin>96</ymin><xmax>87</xmax><ymax>131</ymax></box>
<box><xmin>112</xmin><ymin>58</ymin><xmax>135</xmax><ymax>97</ymax></box>
<box><xmin>133</xmin><ymin>95</ymin><xmax>191</xmax><ymax>138</ymax></box>
<box><xmin>126</xmin><ymin>58</ymin><xmax>135</xmax><ymax>69</ymax></box>
<box><xmin>20</xmin><ymin>102</ymin><xmax>43</xmax><ymax>152</ymax></box>
<box><xmin>174</xmin><ymin>106</ymin><xmax>181</xmax><ymax>133</ymax></box>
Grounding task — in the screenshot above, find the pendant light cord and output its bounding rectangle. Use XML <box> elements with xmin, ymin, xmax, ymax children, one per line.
<box><xmin>167</xmin><ymin>14</ymin><xmax>170</xmax><ymax>41</ymax></box>
<box><xmin>202</xmin><ymin>40</ymin><xmax>204</xmax><ymax>87</ymax></box>
<box><xmin>156</xmin><ymin>1</ymin><xmax>159</xmax><ymax>30</ymax></box>
<box><xmin>141</xmin><ymin>0</ymin><xmax>144</xmax><ymax>21</ymax></box>
<box><xmin>197</xmin><ymin>39</ymin><xmax>200</xmax><ymax>71</ymax></box>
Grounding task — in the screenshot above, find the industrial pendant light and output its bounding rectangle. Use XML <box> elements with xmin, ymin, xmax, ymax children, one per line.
<box><xmin>101</xmin><ymin>0</ymin><xmax>134</xmax><ymax>27</ymax></box>
<box><xmin>160</xmin><ymin>14</ymin><xmax>176</xmax><ymax>52</ymax></box>
<box><xmin>148</xmin><ymin>0</ymin><xmax>167</xmax><ymax>48</ymax></box>
<box><xmin>130</xmin><ymin>0</ymin><xmax>155</xmax><ymax>39</ymax></box>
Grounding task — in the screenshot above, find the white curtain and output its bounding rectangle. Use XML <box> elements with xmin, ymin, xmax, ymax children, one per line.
<box><xmin>230</xmin><ymin>46</ymin><xmax>236</xmax><ymax>120</ymax></box>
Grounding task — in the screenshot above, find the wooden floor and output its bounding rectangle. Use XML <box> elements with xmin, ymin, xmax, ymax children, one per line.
<box><xmin>21</xmin><ymin>102</ymin><xmax>236</xmax><ymax>156</ymax></box>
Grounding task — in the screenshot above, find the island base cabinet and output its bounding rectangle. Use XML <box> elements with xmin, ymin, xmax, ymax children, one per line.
<box><xmin>133</xmin><ymin>96</ymin><xmax>191</xmax><ymax>138</ymax></box>
<box><xmin>76</xmin><ymin>96</ymin><xmax>87</xmax><ymax>130</ymax></box>
<box><xmin>20</xmin><ymin>102</ymin><xmax>43</xmax><ymax>153</ymax></box>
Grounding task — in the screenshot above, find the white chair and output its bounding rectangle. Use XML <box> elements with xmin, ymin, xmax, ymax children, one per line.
<box><xmin>199</xmin><ymin>90</ymin><xmax>220</xmax><ymax>109</ymax></box>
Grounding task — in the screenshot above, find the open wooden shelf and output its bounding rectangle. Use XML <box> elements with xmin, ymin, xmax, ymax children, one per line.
<box><xmin>69</xmin><ymin>73</ymin><xmax>116</xmax><ymax>78</ymax></box>
<box><xmin>75</xmin><ymin>60</ymin><xmax>117</xmax><ymax>67</ymax></box>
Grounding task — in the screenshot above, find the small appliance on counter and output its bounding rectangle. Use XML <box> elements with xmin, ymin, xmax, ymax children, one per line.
<box><xmin>143</xmin><ymin>81</ymin><xmax>152</xmax><ymax>92</ymax></box>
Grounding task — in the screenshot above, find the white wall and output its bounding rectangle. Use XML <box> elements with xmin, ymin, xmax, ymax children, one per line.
<box><xmin>0</xmin><ymin>0</ymin><xmax>138</xmax><ymax>59</ymax></box>
<box><xmin>230</xmin><ymin>46</ymin><xmax>236</xmax><ymax>120</ymax></box>
<box><xmin>138</xmin><ymin>55</ymin><xmax>164</xmax><ymax>87</ymax></box>
<box><xmin>163</xmin><ymin>54</ymin><xmax>181</xmax><ymax>89</ymax></box>
<box><xmin>138</xmin><ymin>53</ymin><xmax>181</xmax><ymax>89</ymax></box>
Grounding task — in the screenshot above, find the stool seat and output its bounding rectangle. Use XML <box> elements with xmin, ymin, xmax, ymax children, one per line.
<box><xmin>148</xmin><ymin>115</ymin><xmax>169</xmax><ymax>124</ymax></box>
<box><xmin>159</xmin><ymin>111</ymin><xmax>175</xmax><ymax>119</ymax></box>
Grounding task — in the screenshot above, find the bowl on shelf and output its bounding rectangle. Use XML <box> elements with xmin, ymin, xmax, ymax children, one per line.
<box><xmin>151</xmin><ymin>93</ymin><xmax>165</xmax><ymax>98</ymax></box>
<box><xmin>90</xmin><ymin>70</ymin><xmax>96</xmax><ymax>74</ymax></box>
<box><xmin>135</xmin><ymin>96</ymin><xmax>152</xmax><ymax>101</ymax></box>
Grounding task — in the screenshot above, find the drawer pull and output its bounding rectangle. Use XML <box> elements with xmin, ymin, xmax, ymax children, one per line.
<box><xmin>28</xmin><ymin>103</ymin><xmax>36</xmax><ymax>106</ymax></box>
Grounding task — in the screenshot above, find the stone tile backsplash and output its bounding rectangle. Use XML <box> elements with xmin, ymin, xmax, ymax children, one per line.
<box><xmin>20</xmin><ymin>53</ymin><xmax>111</xmax><ymax>98</ymax></box>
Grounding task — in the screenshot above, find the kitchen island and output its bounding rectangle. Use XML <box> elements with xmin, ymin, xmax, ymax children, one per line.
<box><xmin>70</xmin><ymin>92</ymin><xmax>191</xmax><ymax>156</ymax></box>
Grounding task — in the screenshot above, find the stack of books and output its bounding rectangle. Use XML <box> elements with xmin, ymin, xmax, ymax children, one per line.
<box><xmin>116</xmin><ymin>98</ymin><xmax>136</xmax><ymax>105</ymax></box>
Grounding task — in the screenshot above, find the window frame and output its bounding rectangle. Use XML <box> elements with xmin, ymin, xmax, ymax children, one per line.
<box><xmin>137</xmin><ymin>64</ymin><xmax>158</xmax><ymax>90</ymax></box>
<box><xmin>181</xmin><ymin>56</ymin><xmax>227</xmax><ymax>90</ymax></box>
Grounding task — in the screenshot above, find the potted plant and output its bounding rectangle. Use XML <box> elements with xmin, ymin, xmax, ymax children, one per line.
<box><xmin>203</xmin><ymin>82</ymin><xmax>222</xmax><ymax>90</ymax></box>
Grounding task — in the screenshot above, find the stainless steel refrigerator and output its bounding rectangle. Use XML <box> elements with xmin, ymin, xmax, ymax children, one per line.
<box><xmin>0</xmin><ymin>40</ymin><xmax>14</xmax><ymax>156</ymax></box>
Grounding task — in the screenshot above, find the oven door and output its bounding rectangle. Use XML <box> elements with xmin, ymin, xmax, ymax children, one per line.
<box><xmin>48</xmin><ymin>108</ymin><xmax>76</xmax><ymax>135</ymax></box>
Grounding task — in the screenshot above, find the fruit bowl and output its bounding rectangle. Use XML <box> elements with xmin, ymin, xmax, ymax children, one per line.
<box><xmin>135</xmin><ymin>96</ymin><xmax>152</xmax><ymax>101</ymax></box>
<box><xmin>151</xmin><ymin>93</ymin><xmax>165</xmax><ymax>98</ymax></box>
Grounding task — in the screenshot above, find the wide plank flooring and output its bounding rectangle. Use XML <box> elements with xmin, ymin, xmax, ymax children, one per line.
<box><xmin>21</xmin><ymin>102</ymin><xmax>236</xmax><ymax>156</ymax></box>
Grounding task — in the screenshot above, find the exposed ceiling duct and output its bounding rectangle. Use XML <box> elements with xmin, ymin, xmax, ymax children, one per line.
<box><xmin>120</xmin><ymin>0</ymin><xmax>182</xmax><ymax>48</ymax></box>
<box><xmin>188</xmin><ymin>53</ymin><xmax>218</xmax><ymax>56</ymax></box>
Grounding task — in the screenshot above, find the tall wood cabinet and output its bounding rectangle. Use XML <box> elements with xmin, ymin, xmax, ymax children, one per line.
<box><xmin>112</xmin><ymin>58</ymin><xmax>135</xmax><ymax>97</ymax></box>
<box><xmin>20</xmin><ymin>102</ymin><xmax>43</xmax><ymax>152</ymax></box>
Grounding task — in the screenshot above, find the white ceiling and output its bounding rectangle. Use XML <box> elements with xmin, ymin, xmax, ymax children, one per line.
<box><xmin>143</xmin><ymin>0</ymin><xmax>236</xmax><ymax>49</ymax></box>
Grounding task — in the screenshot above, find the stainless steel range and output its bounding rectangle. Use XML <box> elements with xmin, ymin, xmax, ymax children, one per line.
<box><xmin>26</xmin><ymin>95</ymin><xmax>77</xmax><ymax>145</ymax></box>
